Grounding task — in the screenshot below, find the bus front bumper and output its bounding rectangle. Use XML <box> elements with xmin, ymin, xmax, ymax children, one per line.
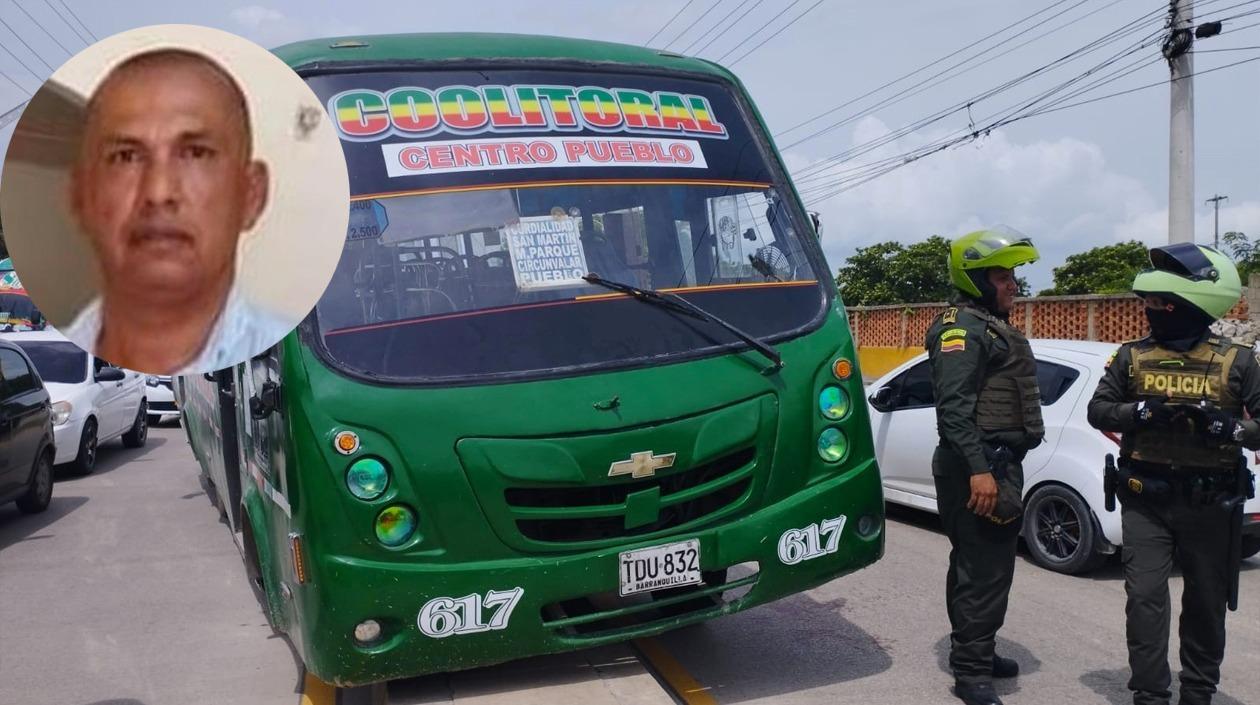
<box><xmin>305</xmin><ymin>459</ymin><xmax>884</xmax><ymax>686</ymax></box>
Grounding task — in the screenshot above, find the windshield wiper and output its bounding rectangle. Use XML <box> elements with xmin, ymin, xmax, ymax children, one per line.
<box><xmin>582</xmin><ymin>273</ymin><xmax>783</xmax><ymax>373</ymax></box>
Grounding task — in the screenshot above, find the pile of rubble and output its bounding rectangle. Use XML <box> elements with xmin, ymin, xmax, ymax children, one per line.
<box><xmin>1212</xmin><ymin>318</ymin><xmax>1260</xmax><ymax>349</ymax></box>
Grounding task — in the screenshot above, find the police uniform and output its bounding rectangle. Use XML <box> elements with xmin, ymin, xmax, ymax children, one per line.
<box><xmin>1088</xmin><ymin>332</ymin><xmax>1260</xmax><ymax>705</ymax></box>
<box><xmin>927</xmin><ymin>298</ymin><xmax>1045</xmax><ymax>690</ymax></box>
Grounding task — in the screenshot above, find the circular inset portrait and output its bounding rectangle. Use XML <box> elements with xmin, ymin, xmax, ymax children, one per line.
<box><xmin>0</xmin><ymin>24</ymin><xmax>348</xmax><ymax>375</ymax></box>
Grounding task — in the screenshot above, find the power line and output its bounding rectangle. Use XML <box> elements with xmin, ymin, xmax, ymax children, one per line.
<box><xmin>715</xmin><ymin>0</ymin><xmax>804</xmax><ymax>62</ymax></box>
<box><xmin>775</xmin><ymin>0</ymin><xmax>1080</xmax><ymax>139</ymax></box>
<box><xmin>0</xmin><ymin>16</ymin><xmax>55</xmax><ymax>72</ymax></box>
<box><xmin>0</xmin><ymin>65</ymin><xmax>26</xmax><ymax>91</ymax></box>
<box><xmin>682</xmin><ymin>0</ymin><xmax>756</xmax><ymax>53</ymax></box>
<box><xmin>664</xmin><ymin>0</ymin><xmax>724</xmax><ymax>50</ymax></box>
<box><xmin>801</xmin><ymin>55</ymin><xmax>1260</xmax><ymax>205</ymax></box>
<box><xmin>780</xmin><ymin>0</ymin><xmax>1139</xmax><ymax>154</ymax></box>
<box><xmin>790</xmin><ymin>13</ymin><xmax>1168</xmax><ymax>183</ymax></box>
<box><xmin>727</xmin><ymin>0</ymin><xmax>827</xmax><ymax>66</ymax></box>
<box><xmin>41</xmin><ymin>0</ymin><xmax>91</xmax><ymax>46</ymax></box>
<box><xmin>52</xmin><ymin>0</ymin><xmax>95</xmax><ymax>41</ymax></box>
<box><xmin>645</xmin><ymin>0</ymin><xmax>696</xmax><ymax>46</ymax></box>
<box><xmin>1191</xmin><ymin>44</ymin><xmax>1260</xmax><ymax>49</ymax></box>
<box><xmin>693</xmin><ymin>0</ymin><xmax>764</xmax><ymax>55</ymax></box>
<box><xmin>11</xmin><ymin>0</ymin><xmax>75</xmax><ymax>56</ymax></box>
<box><xmin>0</xmin><ymin>39</ymin><xmax>46</xmax><ymax>81</ymax></box>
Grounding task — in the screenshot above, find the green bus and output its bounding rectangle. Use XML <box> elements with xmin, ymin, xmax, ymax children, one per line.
<box><xmin>179</xmin><ymin>32</ymin><xmax>885</xmax><ymax>687</ymax></box>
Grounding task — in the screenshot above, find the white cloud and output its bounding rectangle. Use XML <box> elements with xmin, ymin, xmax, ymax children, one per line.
<box><xmin>231</xmin><ymin>5</ymin><xmax>285</xmax><ymax>29</ymax></box>
<box><xmin>786</xmin><ymin>116</ymin><xmax>1162</xmax><ymax>290</ymax></box>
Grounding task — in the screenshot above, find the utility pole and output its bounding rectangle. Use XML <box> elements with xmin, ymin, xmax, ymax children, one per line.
<box><xmin>1165</xmin><ymin>0</ymin><xmax>1195</xmax><ymax>244</ymax></box>
<box><xmin>1206</xmin><ymin>194</ymin><xmax>1228</xmax><ymax>249</ymax></box>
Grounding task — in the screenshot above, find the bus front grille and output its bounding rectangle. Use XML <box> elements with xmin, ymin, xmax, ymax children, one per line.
<box><xmin>505</xmin><ymin>447</ymin><xmax>757</xmax><ymax>544</ymax></box>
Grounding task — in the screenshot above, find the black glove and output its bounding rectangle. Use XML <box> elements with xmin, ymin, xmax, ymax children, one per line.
<box><xmin>1132</xmin><ymin>398</ymin><xmax>1177</xmax><ymax>427</ymax></box>
<box><xmin>1181</xmin><ymin>404</ymin><xmax>1245</xmax><ymax>443</ymax></box>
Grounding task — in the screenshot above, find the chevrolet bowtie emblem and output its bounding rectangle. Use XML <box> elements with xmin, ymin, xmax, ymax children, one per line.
<box><xmin>608</xmin><ymin>450</ymin><xmax>676</xmax><ymax>479</ymax></box>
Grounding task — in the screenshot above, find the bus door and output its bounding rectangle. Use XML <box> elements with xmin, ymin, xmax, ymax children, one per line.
<box><xmin>236</xmin><ymin>347</ymin><xmax>294</xmax><ymax>566</ymax></box>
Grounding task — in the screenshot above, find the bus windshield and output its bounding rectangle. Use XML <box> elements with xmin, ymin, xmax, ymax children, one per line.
<box><xmin>306</xmin><ymin>68</ymin><xmax>827</xmax><ymax>381</ymax></box>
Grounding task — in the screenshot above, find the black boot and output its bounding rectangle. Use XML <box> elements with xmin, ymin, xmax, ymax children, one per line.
<box><xmin>954</xmin><ymin>681</ymin><xmax>1004</xmax><ymax>705</ymax></box>
<box><xmin>992</xmin><ymin>654</ymin><xmax>1019</xmax><ymax>679</ymax></box>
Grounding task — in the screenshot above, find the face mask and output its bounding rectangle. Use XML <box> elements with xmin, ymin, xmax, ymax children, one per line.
<box><xmin>1145</xmin><ymin>306</ymin><xmax>1209</xmax><ymax>346</ymax></box>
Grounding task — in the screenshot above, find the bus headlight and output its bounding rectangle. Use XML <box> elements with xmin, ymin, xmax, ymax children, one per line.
<box><xmin>346</xmin><ymin>457</ymin><xmax>390</xmax><ymax>500</ymax></box>
<box><xmin>51</xmin><ymin>401</ymin><xmax>72</xmax><ymax>426</ymax></box>
<box><xmin>818</xmin><ymin>386</ymin><xmax>851</xmax><ymax>420</ymax></box>
<box><xmin>817</xmin><ymin>428</ymin><xmax>848</xmax><ymax>463</ymax></box>
<box><xmin>375</xmin><ymin>505</ymin><xmax>417</xmax><ymax>547</ymax></box>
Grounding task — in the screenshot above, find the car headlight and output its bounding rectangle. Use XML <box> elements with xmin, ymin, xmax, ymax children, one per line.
<box><xmin>51</xmin><ymin>401</ymin><xmax>72</xmax><ymax>426</ymax></box>
<box><xmin>146</xmin><ymin>376</ymin><xmax>160</xmax><ymax>387</ymax></box>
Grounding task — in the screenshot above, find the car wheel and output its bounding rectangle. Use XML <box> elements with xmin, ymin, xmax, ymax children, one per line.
<box><xmin>69</xmin><ymin>418</ymin><xmax>98</xmax><ymax>476</ymax></box>
<box><xmin>1243</xmin><ymin>536</ymin><xmax>1260</xmax><ymax>561</ymax></box>
<box><xmin>15</xmin><ymin>450</ymin><xmax>53</xmax><ymax>514</ymax></box>
<box><xmin>1022</xmin><ymin>484</ymin><xmax>1107</xmax><ymax>574</ymax></box>
<box><xmin>122</xmin><ymin>400</ymin><xmax>148</xmax><ymax>448</ymax></box>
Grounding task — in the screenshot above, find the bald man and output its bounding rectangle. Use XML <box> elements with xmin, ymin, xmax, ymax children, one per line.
<box><xmin>65</xmin><ymin>48</ymin><xmax>293</xmax><ymax>374</ymax></box>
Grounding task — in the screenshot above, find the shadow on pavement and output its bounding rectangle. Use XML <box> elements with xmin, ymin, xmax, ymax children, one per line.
<box><xmin>0</xmin><ymin>494</ymin><xmax>89</xmax><ymax>553</ymax></box>
<box><xmin>1081</xmin><ymin>668</ymin><xmax>1249</xmax><ymax>705</ymax></box>
<box><xmin>82</xmin><ymin>700</ymin><xmax>147</xmax><ymax>705</ymax></box>
<box><xmin>933</xmin><ymin>634</ymin><xmax>1041</xmax><ymax>698</ymax></box>
<box><xmin>53</xmin><ymin>435</ymin><xmax>169</xmax><ymax>482</ymax></box>
<box><xmin>656</xmin><ymin>591</ymin><xmax>892</xmax><ymax>703</ymax></box>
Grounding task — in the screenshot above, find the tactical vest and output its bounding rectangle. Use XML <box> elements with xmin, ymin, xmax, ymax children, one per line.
<box><xmin>963</xmin><ymin>306</ymin><xmax>1046</xmax><ymax>445</ymax></box>
<box><xmin>1124</xmin><ymin>336</ymin><xmax>1242</xmax><ymax>470</ymax></box>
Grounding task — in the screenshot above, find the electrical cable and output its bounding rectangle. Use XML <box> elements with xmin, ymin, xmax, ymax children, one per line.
<box><xmin>646</xmin><ymin>0</ymin><xmax>697</xmax><ymax>46</ymax></box>
<box><xmin>727</xmin><ymin>0</ymin><xmax>828</xmax><ymax>66</ymax></box>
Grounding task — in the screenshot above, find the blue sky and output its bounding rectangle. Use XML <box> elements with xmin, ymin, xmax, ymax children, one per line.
<box><xmin>1</xmin><ymin>0</ymin><xmax>1256</xmax><ymax>290</ymax></box>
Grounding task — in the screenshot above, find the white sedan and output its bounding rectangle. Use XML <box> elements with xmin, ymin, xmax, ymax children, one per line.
<box><xmin>867</xmin><ymin>338</ymin><xmax>1260</xmax><ymax>574</ymax></box>
<box><xmin>145</xmin><ymin>375</ymin><xmax>179</xmax><ymax>424</ymax></box>
<box><xmin>1</xmin><ymin>329</ymin><xmax>149</xmax><ymax>474</ymax></box>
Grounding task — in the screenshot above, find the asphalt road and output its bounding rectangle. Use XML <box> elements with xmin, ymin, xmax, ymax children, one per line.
<box><xmin>2</xmin><ymin>425</ymin><xmax>1256</xmax><ymax>705</ymax></box>
<box><xmin>658</xmin><ymin>503</ymin><xmax>1260</xmax><ymax>705</ymax></box>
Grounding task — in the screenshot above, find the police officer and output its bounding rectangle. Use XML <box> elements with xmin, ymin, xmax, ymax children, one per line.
<box><xmin>1087</xmin><ymin>243</ymin><xmax>1260</xmax><ymax>705</ymax></box>
<box><xmin>927</xmin><ymin>227</ymin><xmax>1044</xmax><ymax>705</ymax></box>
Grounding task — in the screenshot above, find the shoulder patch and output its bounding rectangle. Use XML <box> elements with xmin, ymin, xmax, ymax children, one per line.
<box><xmin>940</xmin><ymin>328</ymin><xmax>967</xmax><ymax>341</ymax></box>
<box><xmin>942</xmin><ymin>307</ymin><xmax>958</xmax><ymax>324</ymax></box>
<box><xmin>940</xmin><ymin>337</ymin><xmax>966</xmax><ymax>353</ymax></box>
<box><xmin>1105</xmin><ymin>350</ymin><xmax>1118</xmax><ymax>368</ymax></box>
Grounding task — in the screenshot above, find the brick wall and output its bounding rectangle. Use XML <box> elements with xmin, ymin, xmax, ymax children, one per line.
<box><xmin>847</xmin><ymin>293</ymin><xmax>1250</xmax><ymax>348</ymax></box>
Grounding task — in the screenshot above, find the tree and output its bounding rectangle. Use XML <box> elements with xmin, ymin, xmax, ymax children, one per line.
<box><xmin>1038</xmin><ymin>240</ymin><xmax>1149</xmax><ymax>296</ymax></box>
<box><xmin>1221</xmin><ymin>231</ymin><xmax>1258</xmax><ymax>282</ymax></box>
<box><xmin>837</xmin><ymin>235</ymin><xmax>1032</xmax><ymax>305</ymax></box>
<box><xmin>837</xmin><ymin>236</ymin><xmax>954</xmax><ymax>305</ymax></box>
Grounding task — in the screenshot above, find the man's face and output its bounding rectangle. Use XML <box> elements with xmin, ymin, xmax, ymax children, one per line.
<box><xmin>987</xmin><ymin>267</ymin><xmax>1018</xmax><ymax>314</ymax></box>
<box><xmin>70</xmin><ymin>58</ymin><xmax>268</xmax><ymax>301</ymax></box>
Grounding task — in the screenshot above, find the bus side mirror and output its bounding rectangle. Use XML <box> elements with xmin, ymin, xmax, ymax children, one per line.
<box><xmin>808</xmin><ymin>211</ymin><xmax>822</xmax><ymax>239</ymax></box>
<box><xmin>250</xmin><ymin>380</ymin><xmax>282</xmax><ymax>420</ymax></box>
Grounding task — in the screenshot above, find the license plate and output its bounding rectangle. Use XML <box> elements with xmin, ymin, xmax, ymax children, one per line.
<box><xmin>618</xmin><ymin>539</ymin><xmax>701</xmax><ymax>596</ymax></box>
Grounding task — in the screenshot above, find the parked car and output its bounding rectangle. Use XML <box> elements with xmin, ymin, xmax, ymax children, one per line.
<box><xmin>0</xmin><ymin>338</ymin><xmax>55</xmax><ymax>513</ymax></box>
<box><xmin>0</xmin><ymin>330</ymin><xmax>148</xmax><ymax>475</ymax></box>
<box><xmin>867</xmin><ymin>338</ymin><xmax>1260</xmax><ymax>574</ymax></box>
<box><xmin>145</xmin><ymin>376</ymin><xmax>179</xmax><ymax>424</ymax></box>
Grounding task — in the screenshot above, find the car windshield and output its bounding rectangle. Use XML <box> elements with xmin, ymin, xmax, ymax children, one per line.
<box><xmin>305</xmin><ymin>68</ymin><xmax>826</xmax><ymax>381</ymax></box>
<box><xmin>12</xmin><ymin>341</ymin><xmax>86</xmax><ymax>384</ymax></box>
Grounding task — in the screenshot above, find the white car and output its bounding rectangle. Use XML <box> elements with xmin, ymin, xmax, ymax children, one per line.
<box><xmin>867</xmin><ymin>338</ymin><xmax>1260</xmax><ymax>574</ymax></box>
<box><xmin>0</xmin><ymin>329</ymin><xmax>149</xmax><ymax>474</ymax></box>
<box><xmin>145</xmin><ymin>375</ymin><xmax>179</xmax><ymax>424</ymax></box>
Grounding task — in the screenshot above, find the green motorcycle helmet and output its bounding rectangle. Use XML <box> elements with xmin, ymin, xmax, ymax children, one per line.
<box><xmin>948</xmin><ymin>226</ymin><xmax>1040</xmax><ymax>298</ymax></box>
<box><xmin>1132</xmin><ymin>243</ymin><xmax>1241</xmax><ymax>321</ymax></box>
